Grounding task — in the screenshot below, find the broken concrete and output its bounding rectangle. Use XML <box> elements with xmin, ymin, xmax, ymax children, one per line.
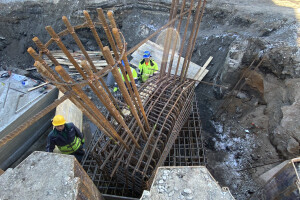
<box><xmin>0</xmin><ymin>151</ymin><xmax>104</xmax><ymax>200</ymax></box>
<box><xmin>141</xmin><ymin>166</ymin><xmax>234</xmax><ymax>200</ymax></box>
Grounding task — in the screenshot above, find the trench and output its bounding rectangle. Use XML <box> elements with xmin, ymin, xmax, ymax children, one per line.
<box><xmin>1</xmin><ymin>0</ymin><xmax>300</xmax><ymax>200</ymax></box>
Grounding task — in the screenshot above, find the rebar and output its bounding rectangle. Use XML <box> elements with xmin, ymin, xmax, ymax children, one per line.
<box><xmin>180</xmin><ymin>0</ymin><xmax>203</xmax><ymax>82</ymax></box>
<box><xmin>55</xmin><ymin>65</ymin><xmax>129</xmax><ymax>150</ymax></box>
<box><xmin>112</xmin><ymin>28</ymin><xmax>150</xmax><ymax>131</ymax></box>
<box><xmin>102</xmin><ymin>46</ymin><xmax>148</xmax><ymax>140</ymax></box>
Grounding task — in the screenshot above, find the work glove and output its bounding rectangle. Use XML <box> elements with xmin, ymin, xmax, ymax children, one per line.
<box><xmin>81</xmin><ymin>138</ymin><xmax>85</xmax><ymax>144</ymax></box>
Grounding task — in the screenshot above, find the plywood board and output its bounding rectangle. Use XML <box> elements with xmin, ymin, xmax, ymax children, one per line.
<box><xmin>130</xmin><ymin>40</ymin><xmax>209</xmax><ymax>82</ymax></box>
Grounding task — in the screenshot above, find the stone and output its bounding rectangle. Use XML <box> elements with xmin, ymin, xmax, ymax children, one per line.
<box><xmin>184</xmin><ymin>188</ymin><xmax>192</xmax><ymax>194</ymax></box>
<box><xmin>168</xmin><ymin>190</ymin><xmax>175</xmax><ymax>197</ymax></box>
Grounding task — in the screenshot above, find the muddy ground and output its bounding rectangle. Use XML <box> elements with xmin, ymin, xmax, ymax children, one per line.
<box><xmin>1</xmin><ymin>0</ymin><xmax>300</xmax><ymax>199</ymax></box>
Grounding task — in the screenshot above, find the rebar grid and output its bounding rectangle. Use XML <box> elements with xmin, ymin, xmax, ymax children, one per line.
<box><xmin>164</xmin><ymin>96</ymin><xmax>206</xmax><ymax>166</ymax></box>
<box><xmin>81</xmin><ymin>90</ymin><xmax>206</xmax><ymax>198</ymax></box>
<box><xmin>80</xmin><ymin>76</ymin><xmax>195</xmax><ymax>196</ymax></box>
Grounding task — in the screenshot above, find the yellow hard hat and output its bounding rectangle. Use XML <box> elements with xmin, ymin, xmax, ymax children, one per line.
<box><xmin>52</xmin><ymin>115</ymin><xmax>66</xmax><ymax>126</ymax></box>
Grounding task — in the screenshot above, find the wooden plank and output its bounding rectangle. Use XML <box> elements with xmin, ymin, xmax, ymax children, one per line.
<box><xmin>27</xmin><ymin>82</ymin><xmax>48</xmax><ymax>92</ymax></box>
<box><xmin>130</xmin><ymin>40</ymin><xmax>208</xmax><ymax>81</ymax></box>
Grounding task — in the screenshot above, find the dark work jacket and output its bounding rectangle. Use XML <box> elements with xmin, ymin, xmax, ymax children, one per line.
<box><xmin>46</xmin><ymin>123</ymin><xmax>83</xmax><ymax>152</ymax></box>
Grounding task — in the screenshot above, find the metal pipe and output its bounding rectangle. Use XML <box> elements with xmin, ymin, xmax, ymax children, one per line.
<box><xmin>112</xmin><ymin>28</ymin><xmax>151</xmax><ymax>131</ymax></box>
<box><xmin>81</xmin><ymin>60</ymin><xmax>141</xmax><ymax>149</ymax></box>
<box><xmin>103</xmin><ymin>46</ymin><xmax>148</xmax><ymax>140</ymax></box>
<box><xmin>180</xmin><ymin>0</ymin><xmax>203</xmax><ymax>82</ymax></box>
<box><xmin>55</xmin><ymin>65</ymin><xmax>129</xmax><ymax>150</ymax></box>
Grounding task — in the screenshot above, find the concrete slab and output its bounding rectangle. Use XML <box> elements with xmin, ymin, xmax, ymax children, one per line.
<box><xmin>0</xmin><ymin>151</ymin><xmax>104</xmax><ymax>200</ymax></box>
<box><xmin>0</xmin><ymin>71</ymin><xmax>58</xmax><ymax>169</ymax></box>
<box><xmin>141</xmin><ymin>166</ymin><xmax>235</xmax><ymax>200</ymax></box>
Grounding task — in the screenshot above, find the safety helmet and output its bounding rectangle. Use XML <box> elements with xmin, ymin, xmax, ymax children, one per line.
<box><xmin>143</xmin><ymin>51</ymin><xmax>151</xmax><ymax>58</ymax></box>
<box><xmin>52</xmin><ymin>115</ymin><xmax>66</xmax><ymax>126</ymax></box>
<box><xmin>121</xmin><ymin>60</ymin><xmax>125</xmax><ymax>66</ymax></box>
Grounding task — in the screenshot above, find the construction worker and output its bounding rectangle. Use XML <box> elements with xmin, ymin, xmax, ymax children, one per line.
<box><xmin>46</xmin><ymin>115</ymin><xmax>85</xmax><ymax>162</ymax></box>
<box><xmin>113</xmin><ymin>60</ymin><xmax>138</xmax><ymax>92</ymax></box>
<box><xmin>138</xmin><ymin>51</ymin><xmax>158</xmax><ymax>83</ymax></box>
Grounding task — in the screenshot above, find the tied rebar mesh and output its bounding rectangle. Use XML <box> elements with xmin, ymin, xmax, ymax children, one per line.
<box><xmin>81</xmin><ymin>76</ymin><xmax>202</xmax><ymax>198</ymax></box>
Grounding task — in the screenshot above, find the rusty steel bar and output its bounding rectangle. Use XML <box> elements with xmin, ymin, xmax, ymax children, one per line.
<box><xmin>81</xmin><ymin>60</ymin><xmax>141</xmax><ymax>149</ymax></box>
<box><xmin>99</xmin><ymin>9</ymin><xmax>140</xmax><ymax>115</ymax></box>
<box><xmin>133</xmin><ymin>124</ymin><xmax>157</xmax><ymax>175</ymax></box>
<box><xmin>55</xmin><ymin>65</ymin><xmax>129</xmax><ymax>150</ymax></box>
<box><xmin>30</xmin><ymin>58</ymin><xmax>118</xmax><ymax>143</ymax></box>
<box><xmin>184</xmin><ymin>0</ymin><xmax>206</xmax><ymax>80</ymax></box>
<box><xmin>83</xmin><ymin>10</ymin><xmax>104</xmax><ymax>52</ymax></box>
<box><xmin>126</xmin><ymin>9</ymin><xmax>190</xmax><ymax>55</ymax></box>
<box><xmin>107</xmin><ymin>11</ymin><xmax>117</xmax><ymax>29</ymax></box>
<box><xmin>97</xmin><ymin>8</ymin><xmax>119</xmax><ymax>59</ymax></box>
<box><xmin>32</xmin><ymin>37</ymin><xmax>60</xmax><ymax>66</ymax></box>
<box><xmin>160</xmin><ymin>0</ymin><xmax>179</xmax><ymax>78</ymax></box>
<box><xmin>167</xmin><ymin>0</ymin><xmax>187</xmax><ymax>77</ymax></box>
<box><xmin>44</xmin><ymin>22</ymin><xmax>89</xmax><ymax>48</ymax></box>
<box><xmin>173</xmin><ymin>0</ymin><xmax>195</xmax><ymax>81</ymax></box>
<box><xmin>61</xmin><ymin>16</ymin><xmax>127</xmax><ymax>118</ymax></box>
<box><xmin>62</xmin><ymin>16</ymin><xmax>98</xmax><ymax>72</ymax></box>
<box><xmin>0</xmin><ymin>91</ymin><xmax>71</xmax><ymax>148</ymax></box>
<box><xmin>112</xmin><ymin>28</ymin><xmax>150</xmax><ymax>131</ymax></box>
<box><xmin>180</xmin><ymin>0</ymin><xmax>203</xmax><ymax>82</ymax></box>
<box><xmin>103</xmin><ymin>46</ymin><xmax>148</xmax><ymax>140</ymax></box>
<box><xmin>45</xmin><ymin>26</ymin><xmax>88</xmax><ymax>77</ymax></box>
<box><xmin>45</xmin><ymin>25</ymin><xmax>118</xmax><ymax>110</ymax></box>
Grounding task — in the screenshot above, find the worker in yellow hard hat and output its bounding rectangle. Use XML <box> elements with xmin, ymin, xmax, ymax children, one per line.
<box><xmin>138</xmin><ymin>51</ymin><xmax>158</xmax><ymax>83</ymax></box>
<box><xmin>46</xmin><ymin>115</ymin><xmax>85</xmax><ymax>162</ymax></box>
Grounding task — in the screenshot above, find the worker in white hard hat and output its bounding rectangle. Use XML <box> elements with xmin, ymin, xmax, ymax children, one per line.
<box><xmin>138</xmin><ymin>51</ymin><xmax>158</xmax><ymax>83</ymax></box>
<box><xmin>46</xmin><ymin>115</ymin><xmax>85</xmax><ymax>162</ymax></box>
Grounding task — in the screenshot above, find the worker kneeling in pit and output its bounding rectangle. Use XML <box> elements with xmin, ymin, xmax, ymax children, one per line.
<box><xmin>46</xmin><ymin>115</ymin><xmax>85</xmax><ymax>162</ymax></box>
<box><xmin>138</xmin><ymin>51</ymin><xmax>158</xmax><ymax>83</ymax></box>
<box><xmin>113</xmin><ymin>60</ymin><xmax>139</xmax><ymax>92</ymax></box>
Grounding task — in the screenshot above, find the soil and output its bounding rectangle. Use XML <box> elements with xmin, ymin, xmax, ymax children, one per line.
<box><xmin>0</xmin><ymin>0</ymin><xmax>299</xmax><ymax>199</ymax></box>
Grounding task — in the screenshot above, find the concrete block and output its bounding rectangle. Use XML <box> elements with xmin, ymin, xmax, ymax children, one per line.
<box><xmin>0</xmin><ymin>151</ymin><xmax>104</xmax><ymax>200</ymax></box>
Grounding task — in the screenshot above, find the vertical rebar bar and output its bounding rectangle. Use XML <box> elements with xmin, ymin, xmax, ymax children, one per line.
<box><xmin>112</xmin><ymin>28</ymin><xmax>151</xmax><ymax>132</ymax></box>
<box><xmin>45</xmin><ymin>25</ymin><xmax>118</xmax><ymax>112</ymax></box>
<box><xmin>55</xmin><ymin>65</ymin><xmax>130</xmax><ymax>150</ymax></box>
<box><xmin>103</xmin><ymin>46</ymin><xmax>148</xmax><ymax>140</ymax></box>
<box><xmin>98</xmin><ymin>8</ymin><xmax>140</xmax><ymax>115</ymax></box>
<box><xmin>173</xmin><ymin>0</ymin><xmax>195</xmax><ymax>81</ymax></box>
<box><xmin>167</xmin><ymin>0</ymin><xmax>187</xmax><ymax>77</ymax></box>
<box><xmin>81</xmin><ymin>60</ymin><xmax>141</xmax><ymax>149</ymax></box>
<box><xmin>184</xmin><ymin>0</ymin><xmax>206</xmax><ymax>80</ymax></box>
<box><xmin>180</xmin><ymin>0</ymin><xmax>203</xmax><ymax>82</ymax></box>
<box><xmin>29</xmin><ymin>56</ymin><xmax>117</xmax><ymax>143</ymax></box>
<box><xmin>83</xmin><ymin>10</ymin><xmax>104</xmax><ymax>52</ymax></box>
<box><xmin>160</xmin><ymin>0</ymin><xmax>179</xmax><ymax>78</ymax></box>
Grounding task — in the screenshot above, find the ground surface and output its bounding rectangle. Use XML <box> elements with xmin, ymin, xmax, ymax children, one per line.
<box><xmin>1</xmin><ymin>0</ymin><xmax>300</xmax><ymax>199</ymax></box>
